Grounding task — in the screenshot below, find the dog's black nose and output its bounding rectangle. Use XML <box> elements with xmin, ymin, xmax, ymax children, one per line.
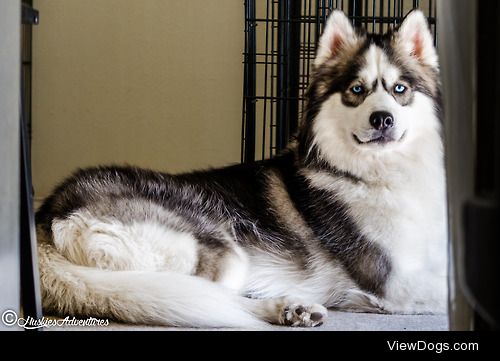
<box><xmin>369</xmin><ymin>111</ymin><xmax>394</xmax><ymax>130</ymax></box>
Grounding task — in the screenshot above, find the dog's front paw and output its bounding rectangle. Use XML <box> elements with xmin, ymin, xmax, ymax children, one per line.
<box><xmin>280</xmin><ymin>302</ymin><xmax>328</xmax><ymax>327</ymax></box>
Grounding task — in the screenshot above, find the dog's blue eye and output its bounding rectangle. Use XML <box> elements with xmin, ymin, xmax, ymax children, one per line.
<box><xmin>394</xmin><ymin>84</ymin><xmax>407</xmax><ymax>93</ymax></box>
<box><xmin>351</xmin><ymin>85</ymin><xmax>364</xmax><ymax>94</ymax></box>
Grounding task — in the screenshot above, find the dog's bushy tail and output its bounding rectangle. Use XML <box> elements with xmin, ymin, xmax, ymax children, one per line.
<box><xmin>38</xmin><ymin>241</ymin><xmax>264</xmax><ymax>328</ymax></box>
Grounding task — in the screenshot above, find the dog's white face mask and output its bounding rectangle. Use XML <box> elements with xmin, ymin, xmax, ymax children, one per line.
<box><xmin>307</xmin><ymin>10</ymin><xmax>441</xmax><ymax>175</ymax></box>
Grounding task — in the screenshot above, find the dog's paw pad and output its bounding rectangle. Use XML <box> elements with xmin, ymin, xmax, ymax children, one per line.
<box><xmin>281</xmin><ymin>303</ymin><xmax>327</xmax><ymax>327</ymax></box>
<box><xmin>310</xmin><ymin>312</ymin><xmax>324</xmax><ymax>321</ymax></box>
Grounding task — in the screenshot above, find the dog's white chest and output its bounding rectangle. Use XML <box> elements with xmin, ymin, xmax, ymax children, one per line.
<box><xmin>335</xmin><ymin>173</ymin><xmax>448</xmax><ymax>311</ymax></box>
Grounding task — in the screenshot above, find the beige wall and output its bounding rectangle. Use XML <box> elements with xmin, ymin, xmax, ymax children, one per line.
<box><xmin>32</xmin><ymin>0</ymin><xmax>243</xmax><ymax>201</ymax></box>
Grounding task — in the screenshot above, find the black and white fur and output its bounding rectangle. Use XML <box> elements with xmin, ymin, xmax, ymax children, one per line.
<box><xmin>36</xmin><ymin>10</ymin><xmax>447</xmax><ymax>328</ymax></box>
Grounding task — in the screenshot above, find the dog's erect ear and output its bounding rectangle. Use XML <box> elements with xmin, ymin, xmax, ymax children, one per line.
<box><xmin>314</xmin><ymin>11</ymin><xmax>357</xmax><ymax>67</ymax></box>
<box><xmin>395</xmin><ymin>10</ymin><xmax>438</xmax><ymax>69</ymax></box>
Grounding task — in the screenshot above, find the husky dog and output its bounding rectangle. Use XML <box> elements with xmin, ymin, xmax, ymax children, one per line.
<box><xmin>37</xmin><ymin>10</ymin><xmax>447</xmax><ymax>328</ymax></box>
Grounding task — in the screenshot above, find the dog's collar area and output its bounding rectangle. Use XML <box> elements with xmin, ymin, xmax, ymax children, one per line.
<box><xmin>302</xmin><ymin>158</ymin><xmax>364</xmax><ymax>184</ymax></box>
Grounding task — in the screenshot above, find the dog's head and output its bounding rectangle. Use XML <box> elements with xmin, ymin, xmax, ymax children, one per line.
<box><xmin>298</xmin><ymin>10</ymin><xmax>442</xmax><ymax>179</ymax></box>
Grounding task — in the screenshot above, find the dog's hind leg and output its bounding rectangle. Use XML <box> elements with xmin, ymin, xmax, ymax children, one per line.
<box><xmin>50</xmin><ymin>213</ymin><xmax>200</xmax><ymax>274</ymax></box>
<box><xmin>45</xmin><ymin>211</ymin><xmax>327</xmax><ymax>327</ymax></box>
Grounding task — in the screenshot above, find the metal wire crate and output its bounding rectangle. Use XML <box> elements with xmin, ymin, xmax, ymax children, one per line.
<box><xmin>241</xmin><ymin>0</ymin><xmax>437</xmax><ymax>163</ymax></box>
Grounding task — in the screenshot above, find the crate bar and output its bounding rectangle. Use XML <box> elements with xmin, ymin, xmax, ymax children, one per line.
<box><xmin>299</xmin><ymin>0</ymin><xmax>308</xmax><ymax>114</ymax></box>
<box><xmin>315</xmin><ymin>0</ymin><xmax>322</xmax><ymax>47</ymax></box>
<box><xmin>276</xmin><ymin>0</ymin><xmax>286</xmax><ymax>152</ymax></box>
<box><xmin>243</xmin><ymin>0</ymin><xmax>257</xmax><ymax>163</ymax></box>
<box><xmin>269</xmin><ymin>0</ymin><xmax>276</xmax><ymax>157</ymax></box>
<box><xmin>378</xmin><ymin>0</ymin><xmax>382</xmax><ymax>33</ymax></box>
<box><xmin>261</xmin><ymin>0</ymin><xmax>271</xmax><ymax>159</ymax></box>
<box><xmin>276</xmin><ymin>0</ymin><xmax>302</xmax><ymax>151</ymax></box>
<box><xmin>286</xmin><ymin>0</ymin><xmax>302</xmax><ymax>142</ymax></box>
<box><xmin>364</xmin><ymin>0</ymin><xmax>369</xmax><ymax>28</ymax></box>
<box><xmin>393</xmin><ymin>0</ymin><xmax>397</xmax><ymax>25</ymax></box>
<box><xmin>349</xmin><ymin>0</ymin><xmax>363</xmax><ymax>26</ymax></box>
<box><xmin>372</xmin><ymin>0</ymin><xmax>376</xmax><ymax>32</ymax></box>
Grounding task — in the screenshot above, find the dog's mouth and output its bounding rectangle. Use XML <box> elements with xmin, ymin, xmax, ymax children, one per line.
<box><xmin>353</xmin><ymin>131</ymin><xmax>406</xmax><ymax>145</ymax></box>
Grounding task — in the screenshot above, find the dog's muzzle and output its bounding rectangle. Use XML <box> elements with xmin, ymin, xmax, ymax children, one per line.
<box><xmin>353</xmin><ymin>111</ymin><xmax>406</xmax><ymax>145</ymax></box>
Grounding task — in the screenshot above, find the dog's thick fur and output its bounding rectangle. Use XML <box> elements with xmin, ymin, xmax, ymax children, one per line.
<box><xmin>36</xmin><ymin>10</ymin><xmax>447</xmax><ymax>328</ymax></box>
